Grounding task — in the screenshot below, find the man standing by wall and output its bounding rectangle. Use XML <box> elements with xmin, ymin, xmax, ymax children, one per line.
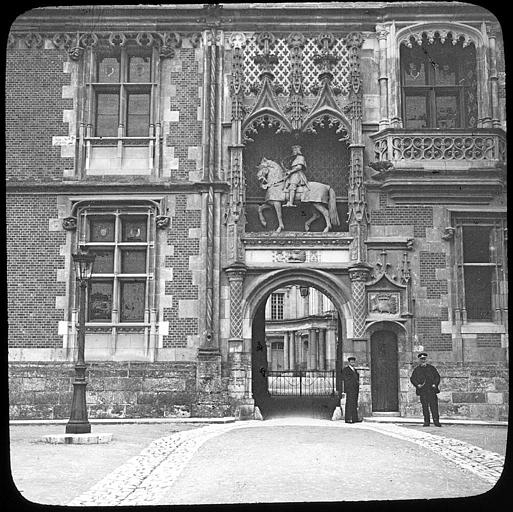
<box><xmin>342</xmin><ymin>356</ymin><xmax>361</xmax><ymax>423</ymax></box>
<box><xmin>410</xmin><ymin>352</ymin><xmax>442</xmax><ymax>427</ymax></box>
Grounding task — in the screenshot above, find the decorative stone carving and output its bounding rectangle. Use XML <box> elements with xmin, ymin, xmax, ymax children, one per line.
<box><xmin>135</xmin><ymin>32</ymin><xmax>154</xmax><ymax>47</ymax></box>
<box><xmin>272</xmin><ymin>250</ymin><xmax>307</xmax><ymax>263</ymax></box>
<box><xmin>349</xmin><ymin>263</ymin><xmax>371</xmax><ymax>338</ymax></box>
<box><xmin>285</xmin><ymin>32</ymin><xmax>307</xmax><ymax>131</ymax></box>
<box><xmin>68</xmin><ymin>46</ymin><xmax>84</xmax><ymax>61</ymax></box>
<box><xmin>155</xmin><ymin>215</ymin><xmax>171</xmax><ymax>229</ymax></box>
<box><xmin>397</xmin><ymin>24</ymin><xmax>479</xmax><ymax>49</ymax></box>
<box><xmin>108</xmin><ymin>32</ymin><xmax>127</xmax><ymax>47</ymax></box>
<box><xmin>375</xmin><ymin>24</ymin><xmax>389</xmax><ymax>41</ymax></box>
<box><xmin>52</xmin><ymin>33</ymin><xmax>73</xmax><ymax>50</ymax></box>
<box><xmin>79</xmin><ymin>33</ymin><xmax>99</xmax><ymax>48</ymax></box>
<box><xmin>442</xmin><ymin>227</ymin><xmax>456</xmax><ymax>241</ymax></box>
<box><xmin>368</xmin><ymin>160</ymin><xmax>393</xmax><ymax>174</ymax></box>
<box><xmin>159</xmin><ymin>32</ymin><xmax>182</xmax><ymax>58</ymax></box>
<box><xmin>24</xmin><ymin>33</ymin><xmax>44</xmax><ymax>49</ymax></box>
<box><xmin>230</xmin><ymin>33</ymin><xmax>246</xmax><ymax>122</ymax></box>
<box><xmin>225</xmin><ymin>262</ymin><xmax>247</xmax><ymax>340</ymax></box>
<box><xmin>369</xmin><ymin>292</ymin><xmax>399</xmax><ymax>314</ymax></box>
<box><xmin>62</xmin><ymin>216</ymin><xmax>78</xmax><ymax>231</ymax></box>
<box><xmin>189</xmin><ymin>32</ymin><xmax>202</xmax><ymax>48</ymax></box>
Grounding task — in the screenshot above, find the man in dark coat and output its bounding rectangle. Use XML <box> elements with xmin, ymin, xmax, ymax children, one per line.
<box><xmin>410</xmin><ymin>352</ymin><xmax>441</xmax><ymax>427</ymax></box>
<box><xmin>342</xmin><ymin>356</ymin><xmax>361</xmax><ymax>423</ymax></box>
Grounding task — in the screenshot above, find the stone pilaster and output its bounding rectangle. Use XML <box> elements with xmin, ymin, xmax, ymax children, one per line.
<box><xmin>349</xmin><ymin>263</ymin><xmax>372</xmax><ymax>364</ymax></box>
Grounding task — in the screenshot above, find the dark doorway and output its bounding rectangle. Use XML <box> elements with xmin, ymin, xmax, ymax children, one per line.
<box><xmin>370</xmin><ymin>330</ymin><xmax>399</xmax><ymax>412</ymax></box>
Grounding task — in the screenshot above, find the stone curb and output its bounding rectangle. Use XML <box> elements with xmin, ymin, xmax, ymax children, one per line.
<box><xmin>42</xmin><ymin>433</ymin><xmax>114</xmax><ymax>444</ymax></box>
<box><xmin>9</xmin><ymin>416</ymin><xmax>507</xmax><ymax>427</ymax></box>
<box><xmin>363</xmin><ymin>417</ymin><xmax>508</xmax><ymax>427</ymax></box>
<box><xmin>10</xmin><ymin>417</ymin><xmax>237</xmax><ymax>426</ymax></box>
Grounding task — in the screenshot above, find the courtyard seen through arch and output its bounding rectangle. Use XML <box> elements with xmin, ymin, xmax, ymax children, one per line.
<box><xmin>251</xmin><ymin>283</ymin><xmax>343</xmax><ymax>418</ymax></box>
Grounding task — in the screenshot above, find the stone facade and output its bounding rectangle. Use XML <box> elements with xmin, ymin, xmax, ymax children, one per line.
<box><xmin>7</xmin><ymin>3</ymin><xmax>507</xmax><ymax>421</ymax></box>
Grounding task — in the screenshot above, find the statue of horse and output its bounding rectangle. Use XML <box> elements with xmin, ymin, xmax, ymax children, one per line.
<box><xmin>256</xmin><ymin>157</ymin><xmax>340</xmax><ymax>233</ymax></box>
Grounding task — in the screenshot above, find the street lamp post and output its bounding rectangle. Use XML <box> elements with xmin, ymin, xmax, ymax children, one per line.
<box><xmin>66</xmin><ymin>247</ymin><xmax>95</xmax><ymax>434</ymax></box>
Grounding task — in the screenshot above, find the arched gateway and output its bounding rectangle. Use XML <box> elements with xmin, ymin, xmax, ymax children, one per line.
<box><xmin>243</xmin><ymin>270</ymin><xmax>353</xmax><ymax>418</ymax></box>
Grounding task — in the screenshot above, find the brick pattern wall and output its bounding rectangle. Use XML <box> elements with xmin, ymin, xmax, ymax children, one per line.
<box><xmin>8</xmin><ymin>362</ymin><xmax>200</xmax><ymax>419</ymax></box>
<box><xmin>7</xmin><ymin>195</ymin><xmax>66</xmax><ymax>348</ymax></box>
<box><xmin>419</xmin><ymin>251</ymin><xmax>448</xmax><ymax>299</ymax></box>
<box><xmin>163</xmin><ymin>194</ymin><xmax>201</xmax><ymax>348</ymax></box>
<box><xmin>168</xmin><ymin>48</ymin><xmax>202</xmax><ymax>181</ymax></box>
<box><xmin>6</xmin><ymin>49</ymin><xmax>73</xmax><ymax>182</ymax></box>
<box><xmin>476</xmin><ymin>333</ymin><xmax>502</xmax><ymax>348</ymax></box>
<box><xmin>416</xmin><ymin>317</ymin><xmax>452</xmax><ymax>351</ymax></box>
<box><xmin>371</xmin><ymin>194</ymin><xmax>433</xmax><ymax>237</ymax></box>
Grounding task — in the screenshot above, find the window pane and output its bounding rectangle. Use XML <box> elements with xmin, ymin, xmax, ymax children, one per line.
<box><xmin>96</xmin><ymin>93</ymin><xmax>119</xmax><ymax>136</ymax></box>
<box><xmin>120</xmin><ymin>281</ymin><xmax>146</xmax><ymax>322</ymax></box>
<box><xmin>127</xmin><ymin>94</ymin><xmax>150</xmax><ymax>136</ymax></box>
<box><xmin>403</xmin><ymin>60</ymin><xmax>426</xmax><ymax>86</ymax></box>
<box><xmin>89</xmin><ymin>217</ymin><xmax>115</xmax><ymax>242</ymax></box>
<box><xmin>436</xmin><ymin>95</ymin><xmax>458</xmax><ymax>129</ymax></box>
<box><xmin>463</xmin><ymin>226</ymin><xmax>492</xmax><ymax>263</ymax></box>
<box><xmin>401</xmin><ymin>44</ymin><xmax>427</xmax><ymax>85</ymax></box>
<box><xmin>464</xmin><ymin>267</ymin><xmax>493</xmax><ymax>321</ymax></box>
<box><xmin>433</xmin><ymin>62</ymin><xmax>456</xmax><ymax>86</ymax></box>
<box><xmin>90</xmin><ymin>249</ymin><xmax>114</xmax><ymax>273</ymax></box>
<box><xmin>271</xmin><ymin>293</ymin><xmax>284</xmax><ymax>320</ymax></box>
<box><xmin>128</xmin><ymin>56</ymin><xmax>151</xmax><ymax>82</ymax></box>
<box><xmin>404</xmin><ymin>94</ymin><xmax>428</xmax><ymax>128</ymax></box>
<box><xmin>121</xmin><ymin>249</ymin><xmax>146</xmax><ymax>273</ymax></box>
<box><xmin>122</xmin><ymin>217</ymin><xmax>147</xmax><ymax>242</ymax></box>
<box><xmin>89</xmin><ymin>281</ymin><xmax>113</xmax><ymax>321</ymax></box>
<box><xmin>97</xmin><ymin>56</ymin><xmax>120</xmax><ymax>83</ymax></box>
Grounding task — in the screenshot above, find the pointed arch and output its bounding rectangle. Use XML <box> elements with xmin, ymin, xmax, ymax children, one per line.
<box><xmin>242</xmin><ymin>108</ymin><xmax>292</xmax><ymax>142</ymax></box>
<box><xmin>302</xmin><ymin>108</ymin><xmax>351</xmax><ymax>141</ymax></box>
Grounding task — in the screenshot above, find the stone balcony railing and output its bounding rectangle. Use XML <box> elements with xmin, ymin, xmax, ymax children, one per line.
<box><xmin>371</xmin><ymin>128</ymin><xmax>506</xmax><ymax>169</ymax></box>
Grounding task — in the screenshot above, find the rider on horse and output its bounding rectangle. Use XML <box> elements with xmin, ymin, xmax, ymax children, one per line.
<box><xmin>282</xmin><ymin>145</ymin><xmax>309</xmax><ymax>207</ymax></box>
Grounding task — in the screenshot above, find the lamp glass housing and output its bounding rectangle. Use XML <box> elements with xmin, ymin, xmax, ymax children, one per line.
<box><xmin>72</xmin><ymin>248</ymin><xmax>96</xmax><ymax>281</ymax></box>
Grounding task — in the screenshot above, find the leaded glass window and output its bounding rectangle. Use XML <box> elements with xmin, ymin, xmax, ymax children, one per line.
<box><xmin>401</xmin><ymin>35</ymin><xmax>478</xmax><ymax>129</ymax></box>
<box><xmin>83</xmin><ymin>210</ymin><xmax>152</xmax><ymax>323</ymax></box>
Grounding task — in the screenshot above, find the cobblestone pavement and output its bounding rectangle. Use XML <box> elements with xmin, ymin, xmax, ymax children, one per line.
<box><xmin>68</xmin><ymin>419</ymin><xmax>505</xmax><ymax>506</ymax></box>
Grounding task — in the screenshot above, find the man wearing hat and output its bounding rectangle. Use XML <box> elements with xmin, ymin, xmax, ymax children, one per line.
<box><xmin>282</xmin><ymin>144</ymin><xmax>309</xmax><ymax>207</ymax></box>
<box><xmin>410</xmin><ymin>352</ymin><xmax>441</xmax><ymax>427</ymax></box>
<box><xmin>341</xmin><ymin>356</ymin><xmax>361</xmax><ymax>423</ymax></box>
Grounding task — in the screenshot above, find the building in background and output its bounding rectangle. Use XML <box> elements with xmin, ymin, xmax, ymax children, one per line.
<box><xmin>7</xmin><ymin>3</ymin><xmax>507</xmax><ymax>421</ymax></box>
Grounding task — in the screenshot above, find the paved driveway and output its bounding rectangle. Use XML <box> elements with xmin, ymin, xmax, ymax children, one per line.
<box><xmin>68</xmin><ymin>419</ymin><xmax>502</xmax><ymax>506</ymax></box>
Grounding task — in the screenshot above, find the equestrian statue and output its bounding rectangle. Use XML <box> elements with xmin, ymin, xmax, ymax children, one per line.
<box><xmin>256</xmin><ymin>145</ymin><xmax>340</xmax><ymax>233</ymax></box>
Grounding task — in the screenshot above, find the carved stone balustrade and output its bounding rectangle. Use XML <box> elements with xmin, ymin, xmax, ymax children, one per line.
<box><xmin>371</xmin><ymin>128</ymin><xmax>506</xmax><ymax>170</ymax></box>
<box><xmin>368</xmin><ymin>128</ymin><xmax>506</xmax><ymax>204</ymax></box>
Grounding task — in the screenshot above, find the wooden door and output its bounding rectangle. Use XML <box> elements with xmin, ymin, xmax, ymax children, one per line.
<box><xmin>370</xmin><ymin>330</ymin><xmax>399</xmax><ymax>412</ymax></box>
